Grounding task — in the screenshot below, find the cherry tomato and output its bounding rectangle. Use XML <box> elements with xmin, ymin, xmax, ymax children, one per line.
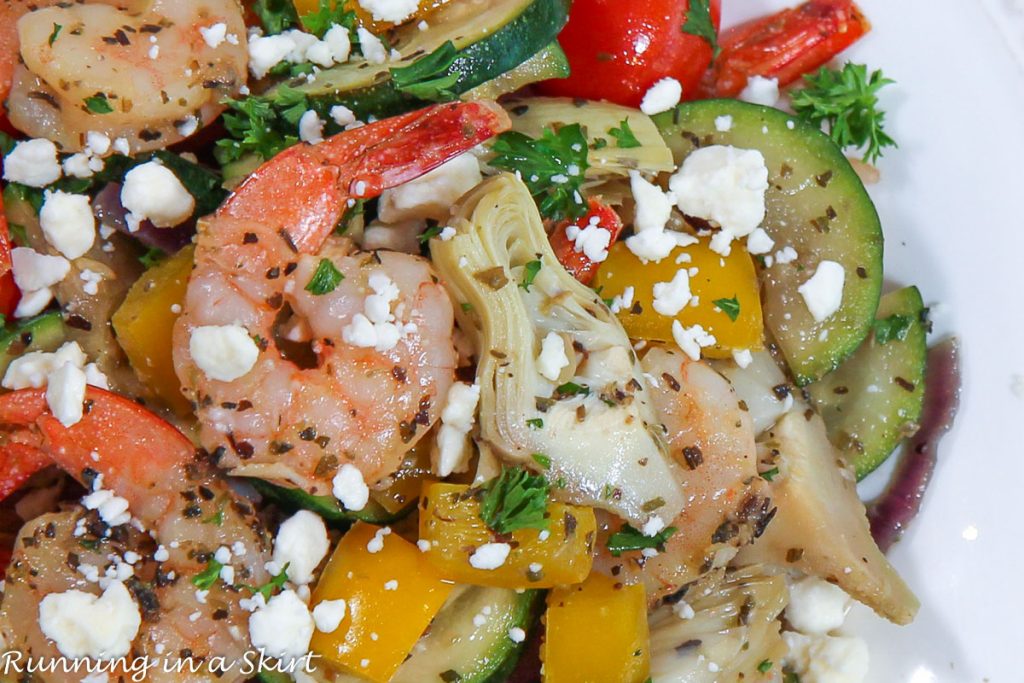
<box><xmin>539</xmin><ymin>0</ymin><xmax>721</xmax><ymax>108</ymax></box>
<box><xmin>0</xmin><ymin>192</ymin><xmax>19</xmax><ymax>318</ymax></box>
<box><xmin>549</xmin><ymin>199</ymin><xmax>622</xmax><ymax>286</ymax></box>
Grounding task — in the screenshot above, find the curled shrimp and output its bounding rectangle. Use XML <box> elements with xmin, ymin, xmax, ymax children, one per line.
<box><xmin>595</xmin><ymin>347</ymin><xmax>772</xmax><ymax>600</ymax></box>
<box><xmin>3</xmin><ymin>0</ymin><xmax>248</xmax><ymax>152</ymax></box>
<box><xmin>0</xmin><ymin>387</ymin><xmax>273</xmax><ymax>682</ymax></box>
<box><xmin>172</xmin><ymin>102</ymin><xmax>511</xmax><ymax>495</ymax></box>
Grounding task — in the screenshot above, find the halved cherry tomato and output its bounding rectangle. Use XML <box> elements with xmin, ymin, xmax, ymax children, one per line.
<box><xmin>0</xmin><ymin>189</ymin><xmax>19</xmax><ymax>317</ymax></box>
<box><xmin>701</xmin><ymin>0</ymin><xmax>870</xmax><ymax>98</ymax></box>
<box><xmin>539</xmin><ymin>0</ymin><xmax>720</xmax><ymax>108</ymax></box>
<box><xmin>549</xmin><ymin>199</ymin><xmax>622</xmax><ymax>286</ymax></box>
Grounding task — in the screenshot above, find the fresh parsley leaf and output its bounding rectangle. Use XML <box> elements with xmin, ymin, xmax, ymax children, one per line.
<box><xmin>555</xmin><ymin>381</ymin><xmax>589</xmax><ymax>398</ymax></box>
<box><xmin>873</xmin><ymin>313</ymin><xmax>912</xmax><ymax>345</ymax></box>
<box><xmin>682</xmin><ymin>0</ymin><xmax>720</xmax><ymax>57</ymax></box>
<box><xmin>531</xmin><ymin>453</ymin><xmax>551</xmax><ymax>469</ymax></box>
<box><xmin>606</xmin><ymin>523</ymin><xmax>677</xmax><ymax>557</ymax></box>
<box><xmin>758</xmin><ymin>660</ymin><xmax>774</xmax><ymax>673</ymax></box>
<box><xmin>591</xmin><ymin>137</ymin><xmax>608</xmax><ymax>150</ymax></box>
<box><xmin>215</xmin><ymin>95</ymin><xmax>298</xmax><ymax>165</ymax></box>
<box><xmin>243</xmin><ymin>562</ymin><xmax>291</xmax><ymax>600</ymax></box>
<box><xmin>274</xmin><ymin>85</ymin><xmax>312</xmax><ymax>126</ymax></box>
<box><xmin>480</xmin><ymin>467</ymin><xmax>550</xmax><ymax>534</ymax></box>
<box><xmin>520</xmin><ymin>260</ymin><xmax>542</xmax><ymax>292</ymax></box>
<box><xmin>138</xmin><ymin>247</ymin><xmax>166</xmax><ymax>269</ymax></box>
<box><xmin>300</xmin><ymin>0</ymin><xmax>357</xmax><ymax>38</ymax></box>
<box><xmin>760</xmin><ymin>467</ymin><xmax>779</xmax><ymax>482</ymax></box>
<box><xmin>191</xmin><ymin>558</ymin><xmax>224</xmax><ymax>590</ymax></box>
<box><xmin>48</xmin><ymin>23</ymin><xmax>62</xmax><ymax>46</ymax></box>
<box><xmin>790</xmin><ymin>63</ymin><xmax>896</xmax><ymax>164</ymax></box>
<box><xmin>252</xmin><ymin>0</ymin><xmax>300</xmax><ymax>35</ymax></box>
<box><xmin>390</xmin><ymin>41</ymin><xmax>462</xmax><ymax>102</ymax></box>
<box><xmin>526</xmin><ymin>418</ymin><xmax>544</xmax><ymax>429</ymax></box>
<box><xmin>305</xmin><ymin>258</ymin><xmax>344</xmax><ymax>295</ymax></box>
<box><xmin>490</xmin><ymin>125</ymin><xmax>590</xmax><ymax>221</ymax></box>
<box><xmin>460</xmin><ymin>302</ymin><xmax>474</xmax><ymax>312</ymax></box>
<box><xmin>0</xmin><ymin>131</ymin><xmax>17</xmax><ymax>157</ymax></box>
<box><xmin>608</xmin><ymin>118</ymin><xmax>641</xmax><ymax>149</ymax></box>
<box><xmin>84</xmin><ymin>94</ymin><xmax>113</xmax><ymax>114</ymax></box>
<box><xmin>713</xmin><ymin>295</ymin><xmax>741</xmax><ymax>322</ymax></box>
<box><xmin>418</xmin><ymin>224</ymin><xmax>444</xmax><ymax>244</ymax></box>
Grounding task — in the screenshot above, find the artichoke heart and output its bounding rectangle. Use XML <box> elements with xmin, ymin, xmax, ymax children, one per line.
<box><xmin>432</xmin><ymin>174</ymin><xmax>685</xmax><ymax>525</ymax></box>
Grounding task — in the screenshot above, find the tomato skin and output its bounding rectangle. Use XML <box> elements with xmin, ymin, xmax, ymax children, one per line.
<box><xmin>539</xmin><ymin>0</ymin><xmax>721</xmax><ymax>108</ymax></box>
<box><xmin>0</xmin><ymin>190</ymin><xmax>17</xmax><ymax>318</ymax></box>
<box><xmin>549</xmin><ymin>199</ymin><xmax>622</xmax><ymax>286</ymax></box>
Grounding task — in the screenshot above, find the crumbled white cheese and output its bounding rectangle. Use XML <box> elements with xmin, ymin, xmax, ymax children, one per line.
<box><xmin>274</xmin><ymin>510</ymin><xmax>330</xmax><ymax>586</ymax></box>
<box><xmin>2</xmin><ymin>138</ymin><xmax>61</xmax><ymax>187</ymax></box>
<box><xmin>330</xmin><ymin>104</ymin><xmax>357</xmax><ymax>127</ymax></box>
<box><xmin>652</xmin><ymin>269</ymin><xmax>692</xmax><ymax>317</ymax></box>
<box><xmin>82</xmin><ymin>477</ymin><xmax>131</xmax><ymax>527</ymax></box>
<box><xmin>248</xmin><ymin>34</ymin><xmax>297</xmax><ymax>78</ymax></box>
<box><xmin>312</xmin><ymin>598</ymin><xmax>347</xmax><ymax>633</ymax></box>
<box><xmin>797</xmin><ymin>261</ymin><xmax>845</xmax><ymax>322</ymax></box>
<box><xmin>321</xmin><ymin>24</ymin><xmax>352</xmax><ymax>64</ymax></box>
<box><xmin>609</xmin><ymin>286</ymin><xmax>634</xmax><ymax>314</ymax></box>
<box><xmin>745</xmin><ymin>227</ymin><xmax>775</xmax><ymax>255</ymax></box>
<box><xmin>714</xmin><ymin>115</ymin><xmax>733</xmax><ymax>132</ymax></box>
<box><xmin>121</xmin><ymin>161</ymin><xmax>195</xmax><ymax>228</ymax></box>
<box><xmin>641</xmin><ymin>515</ymin><xmax>665</xmax><ymax>537</ymax></box>
<box><xmin>358</xmin><ymin>0</ymin><xmax>420</xmax><ymax>23</ymax></box>
<box><xmin>249</xmin><ymin>589</ymin><xmax>314</xmax><ymax>661</ymax></box>
<box><xmin>379</xmin><ymin>153</ymin><xmax>482</xmax><ymax>222</ymax></box>
<box><xmin>469</xmin><ymin>542</ymin><xmax>511</xmax><ymax>570</ymax></box>
<box><xmin>782</xmin><ymin>631</ymin><xmax>869</xmax><ymax>683</ymax></box>
<box><xmin>11</xmin><ymin>247</ymin><xmax>70</xmax><ymax>293</ymax></box>
<box><xmin>86</xmin><ymin>131</ymin><xmax>111</xmax><ymax>156</ymax></box>
<box><xmin>508</xmin><ymin>627</ymin><xmax>526</xmax><ymax>643</ymax></box>
<box><xmin>732</xmin><ymin>348</ymin><xmax>753</xmax><ymax>369</ymax></box>
<box><xmin>564</xmin><ymin>218</ymin><xmax>612</xmax><ymax>263</ymax></box>
<box><xmin>38</xmin><ymin>581</ymin><xmax>141</xmax><ymax>660</ymax></box>
<box><xmin>626</xmin><ymin>171</ymin><xmax>695</xmax><ymax>263</ymax></box>
<box><xmin>200</xmin><ymin>23</ymin><xmax>228</xmax><ymax>48</ymax></box>
<box><xmin>668</xmin><ymin>145</ymin><xmax>769</xmax><ymax>256</ymax></box>
<box><xmin>2</xmin><ymin>341</ymin><xmax>107</xmax><ymax>394</ymax></box>
<box><xmin>14</xmin><ymin>287</ymin><xmax>53</xmax><ymax>318</ymax></box>
<box><xmin>640</xmin><ymin>77</ymin><xmax>682</xmax><ymax>115</ymax></box>
<box><xmin>435</xmin><ymin>381</ymin><xmax>481</xmax><ymax>477</ymax></box>
<box><xmin>357</xmin><ymin>28</ymin><xmax>388</xmax><ymax>64</ymax></box>
<box><xmin>366</xmin><ymin>526</ymin><xmax>391</xmax><ymax>554</ymax></box>
<box><xmin>672</xmin><ymin>321</ymin><xmax>717</xmax><ymax>361</ymax></box>
<box><xmin>537</xmin><ymin>332</ymin><xmax>569</xmax><ymax>382</ymax></box>
<box><xmin>189</xmin><ymin>324</ymin><xmax>259</xmax><ymax>382</ymax></box>
<box><xmin>341</xmin><ymin>271</ymin><xmax>416</xmax><ymax>352</ymax></box>
<box><xmin>112</xmin><ymin>138</ymin><xmax>130</xmax><ymax>156</ymax></box>
<box><xmin>298</xmin><ymin>109</ymin><xmax>324</xmax><ymax>144</ymax></box>
<box><xmin>672</xmin><ymin>599</ymin><xmax>695</xmax><ymax>620</ymax></box>
<box><xmin>775</xmin><ymin>246</ymin><xmax>799</xmax><ymax>264</ymax></box>
<box><xmin>39</xmin><ymin>190</ymin><xmax>96</xmax><ymax>259</ymax></box>
<box><xmin>332</xmin><ymin>463</ymin><xmax>369</xmax><ymax>511</ymax></box>
<box><xmin>45</xmin><ymin>362</ymin><xmax>87</xmax><ymax>427</ymax></box>
<box><xmin>383</xmin><ymin>579</ymin><xmax>398</xmax><ymax>591</ymax></box>
<box><xmin>62</xmin><ymin>153</ymin><xmax>95</xmax><ymax>179</ymax></box>
<box><xmin>785</xmin><ymin>576</ymin><xmax>851</xmax><ymax>635</ymax></box>
<box><xmin>739</xmin><ymin>75</ymin><xmax>780</xmax><ymax>108</ymax></box>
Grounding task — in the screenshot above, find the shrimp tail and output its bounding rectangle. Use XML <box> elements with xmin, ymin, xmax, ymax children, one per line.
<box><xmin>221</xmin><ymin>100</ymin><xmax>512</xmax><ymax>254</ymax></box>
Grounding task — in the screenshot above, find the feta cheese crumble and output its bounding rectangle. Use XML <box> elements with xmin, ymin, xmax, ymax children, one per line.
<box><xmin>508</xmin><ymin>627</ymin><xmax>526</xmax><ymax>643</ymax></box>
<box><xmin>785</xmin><ymin>576</ymin><xmax>852</xmax><ymax>635</ymax></box>
<box><xmin>797</xmin><ymin>261</ymin><xmax>845</xmax><ymax>322</ymax></box>
<box><xmin>652</xmin><ymin>269</ymin><xmax>692</xmax><ymax>317</ymax></box>
<box><xmin>782</xmin><ymin>631</ymin><xmax>869</xmax><ymax>683</ymax></box>
<box><xmin>714</xmin><ymin>115</ymin><xmax>733</xmax><ymax>132</ymax></box>
<box><xmin>189</xmin><ymin>324</ymin><xmax>260</xmax><ymax>382</ymax></box>
<box><xmin>537</xmin><ymin>332</ymin><xmax>569</xmax><ymax>382</ymax></box>
<box><xmin>3</xmin><ymin>138</ymin><xmax>61</xmax><ymax>187</ymax></box>
<box><xmin>333</xmin><ymin>463</ymin><xmax>370</xmax><ymax>511</ymax></box>
<box><xmin>435</xmin><ymin>381</ymin><xmax>481</xmax><ymax>477</ymax></box>
<box><xmin>358</xmin><ymin>0</ymin><xmax>420</xmax><ymax>23</ymax></box>
<box><xmin>248</xmin><ymin>589</ymin><xmax>315</xmax><ymax>661</ymax></box>
<box><xmin>330</xmin><ymin>104</ymin><xmax>357</xmax><ymax>127</ymax></box>
<box><xmin>627</xmin><ymin>171</ymin><xmax>695</xmax><ymax>263</ymax></box>
<box><xmin>609</xmin><ymin>286</ymin><xmax>634</xmax><ymax>314</ymax></box>
<box><xmin>366</xmin><ymin>526</ymin><xmax>391</xmax><ymax>554</ymax></box>
<box><xmin>357</xmin><ymin>27</ymin><xmax>388</xmax><ymax>64</ymax></box>
<box><xmin>739</xmin><ymin>75</ymin><xmax>780</xmax><ymax>108</ymax></box>
<box><xmin>672</xmin><ymin>321</ymin><xmax>717</xmax><ymax>361</ymax></box>
<box><xmin>11</xmin><ymin>247</ymin><xmax>70</xmax><ymax>293</ymax></box>
<box><xmin>379</xmin><ymin>153</ymin><xmax>482</xmax><ymax>223</ymax></box>
<box><xmin>668</xmin><ymin>145</ymin><xmax>769</xmax><ymax>256</ymax></box>
<box><xmin>564</xmin><ymin>217</ymin><xmax>612</xmax><ymax>263</ymax></box>
<box><xmin>39</xmin><ymin>190</ymin><xmax>96</xmax><ymax>259</ymax></box>
<box><xmin>745</xmin><ymin>227</ymin><xmax>775</xmax><ymax>255</ymax></box>
<box><xmin>38</xmin><ymin>581</ymin><xmax>141</xmax><ymax>659</ymax></box>
<box><xmin>199</xmin><ymin>23</ymin><xmax>228</xmax><ymax>48</ymax></box>
<box><xmin>640</xmin><ymin>77</ymin><xmax>683</xmax><ymax>115</ymax></box>
<box><xmin>274</xmin><ymin>510</ymin><xmax>330</xmax><ymax>586</ymax></box>
<box><xmin>469</xmin><ymin>543</ymin><xmax>511</xmax><ymax>570</ymax></box>
<box><xmin>46</xmin><ymin>361</ymin><xmax>87</xmax><ymax>427</ymax></box>
<box><xmin>312</xmin><ymin>598</ymin><xmax>347</xmax><ymax>633</ymax></box>
<box><xmin>2</xmin><ymin>341</ymin><xmax>108</xmax><ymax>426</ymax></box>
<box><xmin>121</xmin><ymin>161</ymin><xmax>195</xmax><ymax>228</ymax></box>
<box><xmin>298</xmin><ymin>109</ymin><xmax>325</xmax><ymax>144</ymax></box>
<box><xmin>341</xmin><ymin>271</ymin><xmax>416</xmax><ymax>352</ymax></box>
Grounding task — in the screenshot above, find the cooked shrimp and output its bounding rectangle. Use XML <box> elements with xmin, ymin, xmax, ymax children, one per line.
<box><xmin>0</xmin><ymin>387</ymin><xmax>273</xmax><ymax>682</ymax></box>
<box><xmin>172</xmin><ymin>102</ymin><xmax>511</xmax><ymax>495</ymax></box>
<box><xmin>594</xmin><ymin>347</ymin><xmax>772</xmax><ymax>600</ymax></box>
<box><xmin>4</xmin><ymin>0</ymin><xmax>248</xmax><ymax>152</ymax></box>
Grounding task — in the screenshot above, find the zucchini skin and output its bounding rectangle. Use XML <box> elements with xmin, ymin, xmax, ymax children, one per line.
<box><xmin>248</xmin><ymin>478</ymin><xmax>413</xmax><ymax>526</ymax></box>
<box><xmin>0</xmin><ymin>312</ymin><xmax>66</xmax><ymax>379</ymax></box>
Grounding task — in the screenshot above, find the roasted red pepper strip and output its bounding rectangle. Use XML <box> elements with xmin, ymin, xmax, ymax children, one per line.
<box><xmin>549</xmin><ymin>199</ymin><xmax>623</xmax><ymax>286</ymax></box>
<box><xmin>0</xmin><ymin>188</ymin><xmax>19</xmax><ymax>317</ymax></box>
<box><xmin>701</xmin><ymin>0</ymin><xmax>871</xmax><ymax>98</ymax></box>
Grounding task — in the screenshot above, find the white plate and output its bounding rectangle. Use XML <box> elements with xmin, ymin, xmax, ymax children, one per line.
<box><xmin>723</xmin><ymin>1</ymin><xmax>1024</xmax><ymax>680</ymax></box>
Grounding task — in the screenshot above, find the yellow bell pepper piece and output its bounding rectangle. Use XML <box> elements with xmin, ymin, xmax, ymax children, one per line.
<box><xmin>309</xmin><ymin>522</ymin><xmax>453</xmax><ymax>683</ymax></box>
<box><xmin>591</xmin><ymin>237</ymin><xmax>763</xmax><ymax>358</ymax></box>
<box><xmin>418</xmin><ymin>482</ymin><xmax>596</xmax><ymax>589</ymax></box>
<box><xmin>111</xmin><ymin>246</ymin><xmax>193</xmax><ymax>414</ymax></box>
<box><xmin>543</xmin><ymin>574</ymin><xmax>650</xmax><ymax>683</ymax></box>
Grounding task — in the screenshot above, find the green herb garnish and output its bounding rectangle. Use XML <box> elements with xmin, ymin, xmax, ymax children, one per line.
<box><xmin>84</xmin><ymin>94</ymin><xmax>113</xmax><ymax>114</ymax></box>
<box><xmin>480</xmin><ymin>467</ymin><xmax>550</xmax><ymax>534</ymax></box>
<box><xmin>555</xmin><ymin>381</ymin><xmax>589</xmax><ymax>398</ymax></box>
<box><xmin>390</xmin><ymin>41</ymin><xmax>462</xmax><ymax>102</ymax></box>
<box><xmin>526</xmin><ymin>418</ymin><xmax>544</xmax><ymax>429</ymax></box>
<box><xmin>790</xmin><ymin>63</ymin><xmax>896</xmax><ymax>164</ymax></box>
<box><xmin>418</xmin><ymin>224</ymin><xmax>444</xmax><ymax>244</ymax></box>
<box><xmin>531</xmin><ymin>453</ymin><xmax>551</xmax><ymax>469</ymax></box>
<box><xmin>300</xmin><ymin>0</ymin><xmax>357</xmax><ymax>38</ymax></box>
<box><xmin>758</xmin><ymin>659</ymin><xmax>773</xmax><ymax>673</ymax></box>
<box><xmin>713</xmin><ymin>295</ymin><xmax>741</xmax><ymax>322</ymax></box>
<box><xmin>682</xmin><ymin>0</ymin><xmax>720</xmax><ymax>57</ymax></box>
<box><xmin>606</xmin><ymin>523</ymin><xmax>677</xmax><ymax>557</ymax></box>
<box><xmin>520</xmin><ymin>260</ymin><xmax>542</xmax><ymax>292</ymax></box>
<box><xmin>242</xmin><ymin>562</ymin><xmax>291</xmax><ymax>600</ymax></box>
<box><xmin>191</xmin><ymin>558</ymin><xmax>224</xmax><ymax>590</ymax></box>
<box><xmin>873</xmin><ymin>313</ymin><xmax>912</xmax><ymax>345</ymax></box>
<box><xmin>305</xmin><ymin>258</ymin><xmax>344</xmax><ymax>295</ymax></box>
<box><xmin>48</xmin><ymin>23</ymin><xmax>62</xmax><ymax>47</ymax></box>
<box><xmin>760</xmin><ymin>467</ymin><xmax>780</xmax><ymax>482</ymax></box>
<box><xmin>138</xmin><ymin>247</ymin><xmax>166</xmax><ymax>269</ymax></box>
<box><xmin>252</xmin><ymin>0</ymin><xmax>300</xmax><ymax>34</ymax></box>
<box><xmin>608</xmin><ymin>118</ymin><xmax>641</xmax><ymax>149</ymax></box>
<box><xmin>490</xmin><ymin>125</ymin><xmax>590</xmax><ymax>221</ymax></box>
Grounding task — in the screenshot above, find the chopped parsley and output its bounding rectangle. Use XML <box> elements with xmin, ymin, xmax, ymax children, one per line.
<box><xmin>682</xmin><ymin>0</ymin><xmax>720</xmax><ymax>57</ymax></box>
<box><xmin>48</xmin><ymin>23</ymin><xmax>62</xmax><ymax>47</ymax></box>
<box><xmin>84</xmin><ymin>94</ymin><xmax>113</xmax><ymax>114</ymax></box>
<box><xmin>480</xmin><ymin>467</ymin><xmax>550</xmax><ymax>534</ymax></box>
<box><xmin>418</xmin><ymin>224</ymin><xmax>444</xmax><ymax>244</ymax></box>
<box><xmin>555</xmin><ymin>381</ymin><xmax>589</xmax><ymax>398</ymax></box>
<box><xmin>490</xmin><ymin>124</ymin><xmax>590</xmax><ymax>221</ymax></box>
<box><xmin>790</xmin><ymin>63</ymin><xmax>896</xmax><ymax>164</ymax></box>
<box><xmin>215</xmin><ymin>96</ymin><xmax>297</xmax><ymax>165</ymax></box>
<box><xmin>138</xmin><ymin>247</ymin><xmax>165</xmax><ymax>269</ymax></box>
<box><xmin>390</xmin><ymin>41</ymin><xmax>462</xmax><ymax>102</ymax></box>
<box><xmin>531</xmin><ymin>453</ymin><xmax>551</xmax><ymax>469</ymax></box>
<box><xmin>608</xmin><ymin>118</ymin><xmax>641</xmax><ymax>149</ymax></box>
<box><xmin>305</xmin><ymin>258</ymin><xmax>344</xmax><ymax>295</ymax></box>
<box><xmin>242</xmin><ymin>562</ymin><xmax>291</xmax><ymax>600</ymax></box>
<box><xmin>526</xmin><ymin>418</ymin><xmax>544</xmax><ymax>429</ymax></box>
<box><xmin>873</xmin><ymin>313</ymin><xmax>913</xmax><ymax>345</ymax></box>
<box><xmin>191</xmin><ymin>558</ymin><xmax>224</xmax><ymax>590</ymax></box>
<box><xmin>713</xmin><ymin>295</ymin><xmax>741</xmax><ymax>322</ymax></box>
<box><xmin>760</xmin><ymin>467</ymin><xmax>780</xmax><ymax>482</ymax></box>
<box><xmin>758</xmin><ymin>659</ymin><xmax>774</xmax><ymax>673</ymax></box>
<box><xmin>520</xmin><ymin>260</ymin><xmax>542</xmax><ymax>292</ymax></box>
<box><xmin>300</xmin><ymin>0</ymin><xmax>357</xmax><ymax>38</ymax></box>
<box><xmin>606</xmin><ymin>523</ymin><xmax>677</xmax><ymax>557</ymax></box>
<box><xmin>252</xmin><ymin>0</ymin><xmax>300</xmax><ymax>34</ymax></box>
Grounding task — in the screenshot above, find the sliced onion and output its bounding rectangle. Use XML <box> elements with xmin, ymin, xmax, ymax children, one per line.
<box><xmin>92</xmin><ymin>183</ymin><xmax>195</xmax><ymax>254</ymax></box>
<box><xmin>868</xmin><ymin>338</ymin><xmax>961</xmax><ymax>551</ymax></box>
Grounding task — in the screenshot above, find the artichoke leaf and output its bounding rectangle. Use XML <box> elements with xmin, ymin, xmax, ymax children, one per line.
<box><xmin>432</xmin><ymin>174</ymin><xmax>685</xmax><ymax>525</ymax></box>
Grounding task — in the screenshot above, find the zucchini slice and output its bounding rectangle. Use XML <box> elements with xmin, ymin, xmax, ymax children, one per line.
<box><xmin>0</xmin><ymin>312</ymin><xmax>66</xmax><ymax>379</ymax></box>
<box><xmin>276</xmin><ymin>0</ymin><xmax>570</xmax><ymax>118</ymax></box>
<box><xmin>464</xmin><ymin>42</ymin><xmax>568</xmax><ymax>102</ymax></box>
<box><xmin>391</xmin><ymin>586</ymin><xmax>542</xmax><ymax>683</ymax></box>
<box><xmin>808</xmin><ymin>286</ymin><xmax>927</xmax><ymax>479</ymax></box>
<box><xmin>653</xmin><ymin>100</ymin><xmax>883</xmax><ymax>386</ymax></box>
<box><xmin>248</xmin><ymin>479</ymin><xmax>412</xmax><ymax>526</ymax></box>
